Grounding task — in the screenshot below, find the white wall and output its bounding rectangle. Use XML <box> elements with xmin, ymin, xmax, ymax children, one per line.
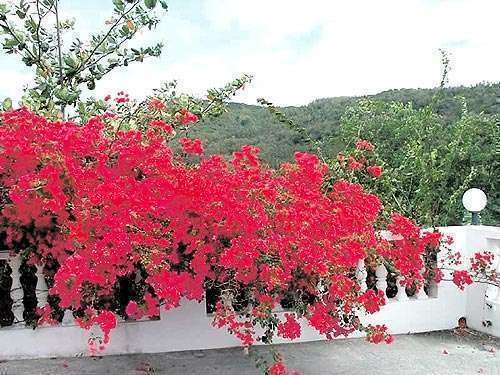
<box><xmin>0</xmin><ymin>290</ymin><xmax>467</xmax><ymax>361</ymax></box>
<box><xmin>441</xmin><ymin>226</ymin><xmax>500</xmax><ymax>336</ymax></box>
<box><xmin>0</xmin><ymin>225</ymin><xmax>498</xmax><ymax>361</ymax></box>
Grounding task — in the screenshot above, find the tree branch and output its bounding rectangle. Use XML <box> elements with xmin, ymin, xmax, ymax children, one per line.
<box><xmin>54</xmin><ymin>0</ymin><xmax>65</xmax><ymax>118</ymax></box>
<box><xmin>74</xmin><ymin>0</ymin><xmax>141</xmax><ymax>78</ymax></box>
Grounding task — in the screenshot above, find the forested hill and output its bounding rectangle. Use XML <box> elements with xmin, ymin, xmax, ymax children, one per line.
<box><xmin>193</xmin><ymin>83</ymin><xmax>500</xmax><ymax>165</ymax></box>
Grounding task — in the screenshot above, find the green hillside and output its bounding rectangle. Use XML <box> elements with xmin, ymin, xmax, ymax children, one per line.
<box><xmin>194</xmin><ymin>83</ymin><xmax>500</xmax><ymax>166</ymax></box>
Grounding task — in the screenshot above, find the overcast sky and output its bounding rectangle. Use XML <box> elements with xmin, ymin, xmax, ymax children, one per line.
<box><xmin>1</xmin><ymin>0</ymin><xmax>499</xmax><ymax>106</ymax></box>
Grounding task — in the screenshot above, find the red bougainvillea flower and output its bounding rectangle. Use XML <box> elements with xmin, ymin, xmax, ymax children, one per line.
<box><xmin>103</xmin><ymin>111</ymin><xmax>117</xmax><ymax>119</ymax></box>
<box><xmin>148</xmin><ymin>98</ymin><xmax>166</xmax><ymax>111</ymax></box>
<box><xmin>366</xmin><ymin>324</ymin><xmax>393</xmax><ymax>344</ymax></box>
<box><xmin>347</xmin><ymin>156</ymin><xmax>363</xmax><ymax>170</ymax></box>
<box><xmin>268</xmin><ymin>362</ymin><xmax>288</xmax><ymax>375</ymax></box>
<box><xmin>367</xmin><ymin>165</ymin><xmax>383</xmax><ymax>178</ymax></box>
<box><xmin>95</xmin><ymin>311</ymin><xmax>118</xmax><ymax>344</ymax></box>
<box><xmin>75</xmin><ymin>309</ymin><xmax>117</xmax><ymax>345</ymax></box>
<box><xmin>125</xmin><ymin>301</ymin><xmax>141</xmax><ymax>320</ymax></box>
<box><xmin>278</xmin><ymin>313</ymin><xmax>301</xmax><ymax>340</ymax></box>
<box><xmin>431</xmin><ymin>268</ymin><xmax>444</xmax><ymax>283</ymax></box>
<box><xmin>36</xmin><ymin>305</ymin><xmax>59</xmax><ymax>326</ymax></box>
<box><xmin>452</xmin><ymin>270</ymin><xmax>473</xmax><ymax>290</ymax></box>
<box><xmin>471</xmin><ymin>252</ymin><xmax>494</xmax><ymax>272</ymax></box>
<box><xmin>175</xmin><ymin>108</ymin><xmax>199</xmax><ymax>125</ymax></box>
<box><xmin>355</xmin><ymin>139</ymin><xmax>375</xmax><ymax>151</ymax></box>
<box><xmin>357</xmin><ymin>289</ymin><xmax>386</xmax><ymax>314</ymax></box>
<box><xmin>179</xmin><ymin>137</ymin><xmax>204</xmax><ymax>155</ymax></box>
<box><xmin>115</xmin><ymin>92</ymin><xmax>130</xmax><ymax>104</ymax></box>
<box><xmin>149</xmin><ymin>119</ymin><xmax>174</xmax><ymax>135</ymax></box>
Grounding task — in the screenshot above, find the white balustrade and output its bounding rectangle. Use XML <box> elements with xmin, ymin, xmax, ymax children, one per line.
<box><xmin>415</xmin><ymin>284</ymin><xmax>428</xmax><ymax>300</ymax></box>
<box><xmin>62</xmin><ymin>310</ymin><xmax>75</xmax><ymax>326</ymax></box>
<box><xmin>395</xmin><ymin>275</ymin><xmax>409</xmax><ymax>302</ymax></box>
<box><xmin>0</xmin><ymin>226</ymin><xmax>496</xmax><ymax>362</ymax></box>
<box><xmin>7</xmin><ymin>256</ymin><xmax>24</xmax><ymax>324</ymax></box>
<box><xmin>375</xmin><ymin>264</ymin><xmax>388</xmax><ymax>298</ymax></box>
<box><xmin>35</xmin><ymin>265</ymin><xmax>48</xmax><ymax>307</ymax></box>
<box><xmin>415</xmin><ymin>268</ymin><xmax>428</xmax><ymax>300</ymax></box>
<box><xmin>356</xmin><ymin>259</ymin><xmax>367</xmax><ymax>292</ymax></box>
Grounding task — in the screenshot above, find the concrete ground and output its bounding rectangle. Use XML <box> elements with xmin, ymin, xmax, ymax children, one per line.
<box><xmin>0</xmin><ymin>330</ymin><xmax>498</xmax><ymax>375</ymax></box>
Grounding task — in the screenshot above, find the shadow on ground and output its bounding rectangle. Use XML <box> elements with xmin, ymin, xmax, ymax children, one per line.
<box><xmin>0</xmin><ymin>330</ymin><xmax>498</xmax><ymax>375</ymax></box>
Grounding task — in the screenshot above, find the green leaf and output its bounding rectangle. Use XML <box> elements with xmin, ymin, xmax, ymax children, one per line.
<box><xmin>112</xmin><ymin>0</ymin><xmax>125</xmax><ymax>12</ymax></box>
<box><xmin>159</xmin><ymin>0</ymin><xmax>168</xmax><ymax>10</ymax></box>
<box><xmin>54</xmin><ymin>87</ymin><xmax>69</xmax><ymax>101</ymax></box>
<box><xmin>63</xmin><ymin>54</ymin><xmax>78</xmax><ymax>68</ymax></box>
<box><xmin>144</xmin><ymin>0</ymin><xmax>157</xmax><ymax>9</ymax></box>
<box><xmin>3</xmin><ymin>38</ymin><xmax>19</xmax><ymax>48</ymax></box>
<box><xmin>2</xmin><ymin>97</ymin><xmax>12</xmax><ymax>111</ymax></box>
<box><xmin>16</xmin><ymin>9</ymin><xmax>26</xmax><ymax>19</ymax></box>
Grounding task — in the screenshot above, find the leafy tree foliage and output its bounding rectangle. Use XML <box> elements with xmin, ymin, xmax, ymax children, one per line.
<box><xmin>0</xmin><ymin>0</ymin><xmax>167</xmax><ymax>118</ymax></box>
<box><xmin>339</xmin><ymin>100</ymin><xmax>499</xmax><ymax>226</ymax></box>
<box><xmin>196</xmin><ymin>83</ymin><xmax>500</xmax><ymax>226</ymax></box>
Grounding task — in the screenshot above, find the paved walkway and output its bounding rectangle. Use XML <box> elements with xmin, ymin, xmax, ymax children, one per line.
<box><xmin>0</xmin><ymin>330</ymin><xmax>498</xmax><ymax>375</ymax></box>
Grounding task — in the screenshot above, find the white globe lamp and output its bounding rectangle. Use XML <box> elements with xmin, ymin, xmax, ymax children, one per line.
<box><xmin>462</xmin><ymin>188</ymin><xmax>487</xmax><ymax>225</ymax></box>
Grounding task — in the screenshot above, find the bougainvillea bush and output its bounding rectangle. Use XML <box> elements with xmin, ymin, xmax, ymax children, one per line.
<box><xmin>0</xmin><ymin>106</ymin><xmax>497</xmax><ymax>374</ymax></box>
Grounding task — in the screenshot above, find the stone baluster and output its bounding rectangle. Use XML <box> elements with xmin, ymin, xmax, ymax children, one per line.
<box><xmin>415</xmin><ymin>283</ymin><xmax>428</xmax><ymax>300</ymax></box>
<box><xmin>35</xmin><ymin>265</ymin><xmax>48</xmax><ymax>307</ymax></box>
<box><xmin>356</xmin><ymin>259</ymin><xmax>367</xmax><ymax>292</ymax></box>
<box><xmin>7</xmin><ymin>256</ymin><xmax>24</xmax><ymax>324</ymax></box>
<box><xmin>62</xmin><ymin>310</ymin><xmax>75</xmax><ymax>326</ymax></box>
<box><xmin>395</xmin><ymin>275</ymin><xmax>409</xmax><ymax>302</ymax></box>
<box><xmin>375</xmin><ymin>264</ymin><xmax>388</xmax><ymax>298</ymax></box>
<box><xmin>415</xmin><ymin>268</ymin><xmax>428</xmax><ymax>300</ymax></box>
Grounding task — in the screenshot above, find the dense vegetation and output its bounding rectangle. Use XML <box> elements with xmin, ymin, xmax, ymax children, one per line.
<box><xmin>196</xmin><ymin>83</ymin><xmax>500</xmax><ymax>226</ymax></box>
<box><xmin>195</xmin><ymin>83</ymin><xmax>500</xmax><ymax>164</ymax></box>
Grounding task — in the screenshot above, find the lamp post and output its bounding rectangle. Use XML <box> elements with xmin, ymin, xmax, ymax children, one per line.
<box><xmin>462</xmin><ymin>188</ymin><xmax>487</xmax><ymax>225</ymax></box>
